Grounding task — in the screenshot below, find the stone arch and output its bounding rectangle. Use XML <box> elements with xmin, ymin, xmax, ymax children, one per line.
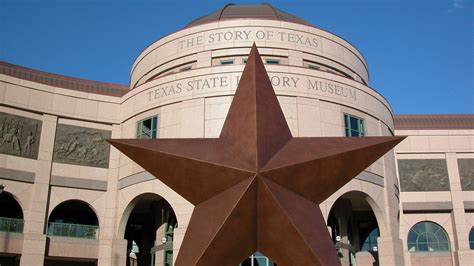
<box><xmin>119</xmin><ymin>192</ymin><xmax>177</xmax><ymax>266</ymax></box>
<box><xmin>0</xmin><ymin>191</ymin><xmax>24</xmax><ymax>220</ymax></box>
<box><xmin>115</xmin><ymin>176</ymin><xmax>192</xmax><ymax>238</ymax></box>
<box><xmin>325</xmin><ymin>186</ymin><xmax>387</xmax><ymax>237</ymax></box>
<box><xmin>48</xmin><ymin>198</ymin><xmax>100</xmax><ymax>222</ymax></box>
<box><xmin>118</xmin><ymin>192</ymin><xmax>178</xmax><ymax>239</ymax></box>
<box><xmin>47</xmin><ymin>189</ymin><xmax>104</xmax><ymax>230</ymax></box>
<box><xmin>47</xmin><ymin>199</ymin><xmax>100</xmax><ymax>239</ymax></box>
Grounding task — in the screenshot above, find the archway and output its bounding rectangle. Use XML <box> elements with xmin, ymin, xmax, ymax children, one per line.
<box><xmin>0</xmin><ymin>191</ymin><xmax>23</xmax><ymax>265</ymax></box>
<box><xmin>47</xmin><ymin>200</ymin><xmax>99</xmax><ymax>239</ymax></box>
<box><xmin>327</xmin><ymin>191</ymin><xmax>382</xmax><ymax>266</ymax></box>
<box><xmin>123</xmin><ymin>193</ymin><xmax>177</xmax><ymax>266</ymax></box>
<box><xmin>0</xmin><ymin>191</ymin><xmax>24</xmax><ymax>233</ymax></box>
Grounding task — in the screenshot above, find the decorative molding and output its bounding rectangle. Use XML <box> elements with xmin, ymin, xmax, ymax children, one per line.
<box><xmin>355</xmin><ymin>171</ymin><xmax>384</xmax><ymax>187</ymax></box>
<box><xmin>464</xmin><ymin>201</ymin><xmax>474</xmax><ymax>211</ymax></box>
<box><xmin>0</xmin><ymin>167</ymin><xmax>35</xmax><ymax>183</ymax></box>
<box><xmin>402</xmin><ymin>201</ymin><xmax>453</xmax><ymax>212</ymax></box>
<box><xmin>118</xmin><ymin>171</ymin><xmax>155</xmax><ymax>190</ymax></box>
<box><xmin>50</xmin><ymin>175</ymin><xmax>107</xmax><ymax>191</ymax></box>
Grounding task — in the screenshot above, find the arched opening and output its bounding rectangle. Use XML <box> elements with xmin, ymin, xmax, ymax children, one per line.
<box><xmin>123</xmin><ymin>193</ymin><xmax>177</xmax><ymax>266</ymax></box>
<box><xmin>0</xmin><ymin>191</ymin><xmax>23</xmax><ymax>265</ymax></box>
<box><xmin>47</xmin><ymin>200</ymin><xmax>99</xmax><ymax>239</ymax></box>
<box><xmin>0</xmin><ymin>191</ymin><xmax>24</xmax><ymax>233</ymax></box>
<box><xmin>327</xmin><ymin>191</ymin><xmax>381</xmax><ymax>266</ymax></box>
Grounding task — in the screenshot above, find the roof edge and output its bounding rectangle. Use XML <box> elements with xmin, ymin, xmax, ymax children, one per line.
<box><xmin>0</xmin><ymin>61</ymin><xmax>129</xmax><ymax>97</ymax></box>
<box><xmin>394</xmin><ymin>114</ymin><xmax>474</xmax><ymax>130</ymax></box>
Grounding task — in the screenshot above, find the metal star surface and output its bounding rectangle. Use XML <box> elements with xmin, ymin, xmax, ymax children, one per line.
<box><xmin>109</xmin><ymin>44</ymin><xmax>404</xmax><ymax>266</ymax></box>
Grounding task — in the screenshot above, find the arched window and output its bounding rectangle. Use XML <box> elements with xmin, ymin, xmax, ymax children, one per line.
<box><xmin>469</xmin><ymin>227</ymin><xmax>474</xmax><ymax>250</ymax></box>
<box><xmin>407</xmin><ymin>221</ymin><xmax>450</xmax><ymax>252</ymax></box>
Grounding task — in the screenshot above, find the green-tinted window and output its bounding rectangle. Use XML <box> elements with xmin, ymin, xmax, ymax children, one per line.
<box><xmin>469</xmin><ymin>227</ymin><xmax>474</xmax><ymax>250</ymax></box>
<box><xmin>240</xmin><ymin>251</ymin><xmax>275</xmax><ymax>266</ymax></box>
<box><xmin>220</xmin><ymin>59</ymin><xmax>234</xmax><ymax>65</ymax></box>
<box><xmin>180</xmin><ymin>65</ymin><xmax>192</xmax><ymax>71</ymax></box>
<box><xmin>344</xmin><ymin>113</ymin><xmax>365</xmax><ymax>137</ymax></box>
<box><xmin>407</xmin><ymin>221</ymin><xmax>450</xmax><ymax>252</ymax></box>
<box><xmin>266</xmin><ymin>59</ymin><xmax>280</xmax><ymax>65</ymax></box>
<box><xmin>137</xmin><ymin>116</ymin><xmax>158</xmax><ymax>139</ymax></box>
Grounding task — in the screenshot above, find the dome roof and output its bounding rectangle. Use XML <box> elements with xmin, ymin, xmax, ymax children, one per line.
<box><xmin>185</xmin><ymin>3</ymin><xmax>314</xmax><ymax>28</ymax></box>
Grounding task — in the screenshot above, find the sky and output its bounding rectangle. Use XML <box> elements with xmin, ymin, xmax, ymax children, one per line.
<box><xmin>0</xmin><ymin>0</ymin><xmax>473</xmax><ymax>114</ymax></box>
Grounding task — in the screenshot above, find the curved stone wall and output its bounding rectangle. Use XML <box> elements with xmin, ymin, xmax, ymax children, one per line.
<box><xmin>130</xmin><ymin>20</ymin><xmax>370</xmax><ymax>88</ymax></box>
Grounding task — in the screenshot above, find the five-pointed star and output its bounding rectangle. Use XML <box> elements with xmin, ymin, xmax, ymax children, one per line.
<box><xmin>109</xmin><ymin>44</ymin><xmax>404</xmax><ymax>266</ymax></box>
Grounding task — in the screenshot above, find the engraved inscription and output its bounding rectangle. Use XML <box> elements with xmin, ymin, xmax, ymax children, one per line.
<box><xmin>398</xmin><ymin>159</ymin><xmax>450</xmax><ymax>192</ymax></box>
<box><xmin>145</xmin><ymin>73</ymin><xmax>358</xmax><ymax>103</ymax></box>
<box><xmin>178</xmin><ymin>29</ymin><xmax>319</xmax><ymax>51</ymax></box>
<box><xmin>0</xmin><ymin>112</ymin><xmax>42</xmax><ymax>159</ymax></box>
<box><xmin>53</xmin><ymin>124</ymin><xmax>111</xmax><ymax>168</ymax></box>
<box><xmin>458</xmin><ymin>159</ymin><xmax>474</xmax><ymax>191</ymax></box>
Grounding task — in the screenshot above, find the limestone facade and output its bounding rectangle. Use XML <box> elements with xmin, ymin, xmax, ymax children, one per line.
<box><xmin>0</xmin><ymin>6</ymin><xmax>472</xmax><ymax>266</ymax></box>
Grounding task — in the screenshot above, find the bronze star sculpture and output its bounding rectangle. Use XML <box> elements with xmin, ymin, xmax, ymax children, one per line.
<box><xmin>109</xmin><ymin>44</ymin><xmax>404</xmax><ymax>266</ymax></box>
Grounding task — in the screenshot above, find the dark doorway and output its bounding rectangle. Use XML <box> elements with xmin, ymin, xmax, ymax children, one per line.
<box><xmin>124</xmin><ymin>194</ymin><xmax>177</xmax><ymax>266</ymax></box>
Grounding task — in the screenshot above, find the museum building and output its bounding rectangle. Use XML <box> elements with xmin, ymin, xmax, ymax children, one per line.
<box><xmin>0</xmin><ymin>3</ymin><xmax>473</xmax><ymax>266</ymax></box>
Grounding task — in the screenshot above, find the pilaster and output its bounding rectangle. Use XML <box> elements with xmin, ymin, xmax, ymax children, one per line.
<box><xmin>20</xmin><ymin>114</ymin><xmax>57</xmax><ymax>266</ymax></box>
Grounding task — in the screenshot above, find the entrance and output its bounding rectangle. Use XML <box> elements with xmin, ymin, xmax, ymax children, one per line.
<box><xmin>327</xmin><ymin>191</ymin><xmax>381</xmax><ymax>266</ymax></box>
<box><xmin>124</xmin><ymin>193</ymin><xmax>177</xmax><ymax>266</ymax></box>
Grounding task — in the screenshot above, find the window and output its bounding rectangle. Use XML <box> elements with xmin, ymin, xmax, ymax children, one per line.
<box><xmin>180</xmin><ymin>65</ymin><xmax>192</xmax><ymax>71</ymax></box>
<box><xmin>240</xmin><ymin>251</ymin><xmax>275</xmax><ymax>266</ymax></box>
<box><xmin>469</xmin><ymin>227</ymin><xmax>474</xmax><ymax>250</ymax></box>
<box><xmin>407</xmin><ymin>221</ymin><xmax>450</xmax><ymax>252</ymax></box>
<box><xmin>220</xmin><ymin>59</ymin><xmax>234</xmax><ymax>65</ymax></box>
<box><xmin>242</xmin><ymin>58</ymin><xmax>248</xmax><ymax>64</ymax></box>
<box><xmin>361</xmin><ymin>228</ymin><xmax>379</xmax><ymax>252</ymax></box>
<box><xmin>344</xmin><ymin>113</ymin><xmax>365</xmax><ymax>137</ymax></box>
<box><xmin>137</xmin><ymin>116</ymin><xmax>158</xmax><ymax>139</ymax></box>
<box><xmin>308</xmin><ymin>64</ymin><xmax>320</xmax><ymax>70</ymax></box>
<box><xmin>266</xmin><ymin>59</ymin><xmax>280</xmax><ymax>65</ymax></box>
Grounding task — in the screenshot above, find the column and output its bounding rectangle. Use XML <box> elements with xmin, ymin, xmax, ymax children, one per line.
<box><xmin>378</xmin><ymin>121</ymin><xmax>405</xmax><ymax>266</ymax></box>
<box><xmin>446</xmin><ymin>153</ymin><xmax>473</xmax><ymax>266</ymax></box>
<box><xmin>98</xmin><ymin>124</ymin><xmax>122</xmax><ymax>265</ymax></box>
<box><xmin>20</xmin><ymin>114</ymin><xmax>57</xmax><ymax>266</ymax></box>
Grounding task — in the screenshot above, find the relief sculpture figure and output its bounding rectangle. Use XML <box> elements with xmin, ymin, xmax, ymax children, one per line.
<box><xmin>0</xmin><ymin>113</ymin><xmax>41</xmax><ymax>159</ymax></box>
<box><xmin>24</xmin><ymin>131</ymin><xmax>35</xmax><ymax>155</ymax></box>
<box><xmin>53</xmin><ymin>124</ymin><xmax>111</xmax><ymax>168</ymax></box>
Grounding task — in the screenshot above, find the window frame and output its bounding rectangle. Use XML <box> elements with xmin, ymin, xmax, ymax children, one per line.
<box><xmin>344</xmin><ymin>113</ymin><xmax>365</xmax><ymax>137</ymax></box>
<box><xmin>407</xmin><ymin>221</ymin><xmax>451</xmax><ymax>253</ymax></box>
<box><xmin>265</xmin><ymin>59</ymin><xmax>280</xmax><ymax>65</ymax></box>
<box><xmin>220</xmin><ymin>59</ymin><xmax>235</xmax><ymax>65</ymax></box>
<box><xmin>469</xmin><ymin>227</ymin><xmax>474</xmax><ymax>250</ymax></box>
<box><xmin>136</xmin><ymin>116</ymin><xmax>158</xmax><ymax>139</ymax></box>
<box><xmin>179</xmin><ymin>65</ymin><xmax>192</xmax><ymax>71</ymax></box>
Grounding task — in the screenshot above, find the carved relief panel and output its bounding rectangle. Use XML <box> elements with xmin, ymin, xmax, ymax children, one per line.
<box><xmin>458</xmin><ymin>159</ymin><xmax>474</xmax><ymax>191</ymax></box>
<box><xmin>398</xmin><ymin>159</ymin><xmax>450</xmax><ymax>192</ymax></box>
<box><xmin>53</xmin><ymin>124</ymin><xmax>111</xmax><ymax>168</ymax></box>
<box><xmin>0</xmin><ymin>112</ymin><xmax>42</xmax><ymax>159</ymax></box>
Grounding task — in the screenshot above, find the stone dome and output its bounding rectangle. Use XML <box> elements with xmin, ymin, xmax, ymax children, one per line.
<box><xmin>185</xmin><ymin>3</ymin><xmax>314</xmax><ymax>28</ymax></box>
